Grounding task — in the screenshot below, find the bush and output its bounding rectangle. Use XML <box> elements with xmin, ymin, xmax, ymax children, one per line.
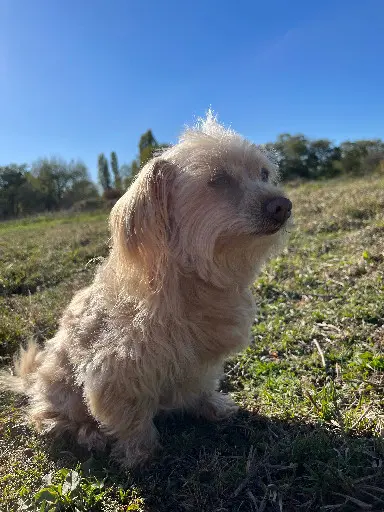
<box><xmin>102</xmin><ymin>188</ymin><xmax>122</xmax><ymax>201</ymax></box>
<box><xmin>70</xmin><ymin>198</ymin><xmax>105</xmax><ymax>212</ymax></box>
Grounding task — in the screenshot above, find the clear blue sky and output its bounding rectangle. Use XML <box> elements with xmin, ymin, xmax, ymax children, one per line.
<box><xmin>1</xmin><ymin>0</ymin><xmax>383</xmax><ymax>180</ymax></box>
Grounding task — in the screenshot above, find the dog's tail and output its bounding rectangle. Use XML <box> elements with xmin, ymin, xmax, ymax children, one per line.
<box><xmin>0</xmin><ymin>340</ymin><xmax>42</xmax><ymax>394</ymax></box>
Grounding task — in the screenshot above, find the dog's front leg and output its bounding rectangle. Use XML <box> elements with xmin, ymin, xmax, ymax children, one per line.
<box><xmin>182</xmin><ymin>368</ymin><xmax>239</xmax><ymax>421</ymax></box>
<box><xmin>110</xmin><ymin>406</ymin><xmax>160</xmax><ymax>469</ymax></box>
<box><xmin>193</xmin><ymin>390</ymin><xmax>239</xmax><ymax>421</ymax></box>
<box><xmin>84</xmin><ymin>377</ymin><xmax>160</xmax><ymax>468</ymax></box>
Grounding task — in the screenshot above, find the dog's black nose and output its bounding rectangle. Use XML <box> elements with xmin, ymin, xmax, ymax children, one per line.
<box><xmin>264</xmin><ymin>197</ymin><xmax>292</xmax><ymax>223</ymax></box>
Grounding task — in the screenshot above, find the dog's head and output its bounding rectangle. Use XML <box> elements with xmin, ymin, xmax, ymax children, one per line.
<box><xmin>110</xmin><ymin>112</ymin><xmax>292</xmax><ymax>289</ymax></box>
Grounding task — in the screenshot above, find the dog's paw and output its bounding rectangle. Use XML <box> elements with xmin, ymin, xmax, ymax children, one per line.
<box><xmin>198</xmin><ymin>391</ymin><xmax>239</xmax><ymax>422</ymax></box>
<box><xmin>111</xmin><ymin>434</ymin><xmax>161</xmax><ymax>469</ymax></box>
<box><xmin>77</xmin><ymin>424</ymin><xmax>107</xmax><ymax>452</ymax></box>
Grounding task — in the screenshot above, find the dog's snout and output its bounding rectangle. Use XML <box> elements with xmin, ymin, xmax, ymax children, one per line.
<box><xmin>264</xmin><ymin>197</ymin><xmax>292</xmax><ymax>223</ymax></box>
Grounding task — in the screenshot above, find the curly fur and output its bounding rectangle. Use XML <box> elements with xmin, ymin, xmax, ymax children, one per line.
<box><xmin>0</xmin><ymin>111</ymin><xmax>292</xmax><ymax>467</ymax></box>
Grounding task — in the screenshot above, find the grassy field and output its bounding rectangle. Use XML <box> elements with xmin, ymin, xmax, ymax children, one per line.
<box><xmin>0</xmin><ymin>175</ymin><xmax>383</xmax><ymax>512</ymax></box>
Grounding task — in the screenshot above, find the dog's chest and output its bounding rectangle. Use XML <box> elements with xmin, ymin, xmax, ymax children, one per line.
<box><xmin>184</xmin><ymin>291</ymin><xmax>255</xmax><ymax>354</ymax></box>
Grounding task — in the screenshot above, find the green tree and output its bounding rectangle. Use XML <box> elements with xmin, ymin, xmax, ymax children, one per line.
<box><xmin>126</xmin><ymin>130</ymin><xmax>170</xmax><ymax>185</ymax></box>
<box><xmin>1</xmin><ymin>157</ymin><xmax>98</xmax><ymax>218</ymax></box>
<box><xmin>98</xmin><ymin>153</ymin><xmax>111</xmax><ymax>191</ymax></box>
<box><xmin>362</xmin><ymin>147</ymin><xmax>384</xmax><ymax>174</ymax></box>
<box><xmin>0</xmin><ymin>164</ymin><xmax>28</xmax><ymax>218</ymax></box>
<box><xmin>19</xmin><ymin>172</ymin><xmax>47</xmax><ymax>215</ymax></box>
<box><xmin>306</xmin><ymin>140</ymin><xmax>341</xmax><ymax>179</ymax></box>
<box><xmin>32</xmin><ymin>159</ymin><xmax>63</xmax><ymax>210</ymax></box>
<box><xmin>267</xmin><ymin>135</ymin><xmax>345</xmax><ymax>181</ymax></box>
<box><xmin>110</xmin><ymin>151</ymin><xmax>121</xmax><ymax>190</ymax></box>
<box><xmin>139</xmin><ymin>130</ymin><xmax>157</xmax><ymax>157</ymax></box>
<box><xmin>31</xmin><ymin>157</ymin><xmax>96</xmax><ymax>211</ymax></box>
<box><xmin>271</xmin><ymin>134</ymin><xmax>310</xmax><ymax>180</ymax></box>
<box><xmin>61</xmin><ymin>179</ymin><xmax>99</xmax><ymax>209</ymax></box>
<box><xmin>340</xmin><ymin>140</ymin><xmax>384</xmax><ymax>175</ymax></box>
<box><xmin>139</xmin><ymin>130</ymin><xmax>161</xmax><ymax>167</ymax></box>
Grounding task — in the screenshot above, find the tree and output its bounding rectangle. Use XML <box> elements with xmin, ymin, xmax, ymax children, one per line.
<box><xmin>139</xmin><ymin>130</ymin><xmax>157</xmax><ymax>155</ymax></box>
<box><xmin>110</xmin><ymin>151</ymin><xmax>121</xmax><ymax>190</ymax></box>
<box><xmin>0</xmin><ymin>164</ymin><xmax>28</xmax><ymax>218</ymax></box>
<box><xmin>362</xmin><ymin>147</ymin><xmax>384</xmax><ymax>174</ymax></box>
<box><xmin>32</xmin><ymin>158</ymin><xmax>64</xmax><ymax>210</ymax></box>
<box><xmin>31</xmin><ymin>157</ymin><xmax>97</xmax><ymax>212</ymax></box>
<box><xmin>340</xmin><ymin>140</ymin><xmax>384</xmax><ymax>175</ymax></box>
<box><xmin>61</xmin><ymin>179</ymin><xmax>99</xmax><ymax>209</ymax></box>
<box><xmin>267</xmin><ymin>135</ymin><xmax>345</xmax><ymax>181</ymax></box>
<box><xmin>125</xmin><ymin>130</ymin><xmax>170</xmax><ymax>187</ymax></box>
<box><xmin>271</xmin><ymin>134</ymin><xmax>310</xmax><ymax>180</ymax></box>
<box><xmin>68</xmin><ymin>160</ymin><xmax>89</xmax><ymax>182</ymax></box>
<box><xmin>138</xmin><ymin>130</ymin><xmax>159</xmax><ymax>167</ymax></box>
<box><xmin>306</xmin><ymin>140</ymin><xmax>341</xmax><ymax>179</ymax></box>
<box><xmin>19</xmin><ymin>172</ymin><xmax>48</xmax><ymax>215</ymax></box>
<box><xmin>0</xmin><ymin>156</ymin><xmax>100</xmax><ymax>218</ymax></box>
<box><xmin>98</xmin><ymin>153</ymin><xmax>111</xmax><ymax>191</ymax></box>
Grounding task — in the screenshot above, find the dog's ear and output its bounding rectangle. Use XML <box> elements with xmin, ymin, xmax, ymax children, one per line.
<box><xmin>109</xmin><ymin>158</ymin><xmax>176</xmax><ymax>287</ymax></box>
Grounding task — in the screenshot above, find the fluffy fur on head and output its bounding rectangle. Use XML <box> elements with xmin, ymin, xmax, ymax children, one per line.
<box><xmin>0</xmin><ymin>111</ymin><xmax>292</xmax><ymax>468</ymax></box>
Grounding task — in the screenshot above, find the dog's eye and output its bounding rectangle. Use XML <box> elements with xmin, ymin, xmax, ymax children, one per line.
<box><xmin>208</xmin><ymin>172</ymin><xmax>233</xmax><ymax>188</ymax></box>
<box><xmin>261</xmin><ymin>168</ymin><xmax>269</xmax><ymax>182</ymax></box>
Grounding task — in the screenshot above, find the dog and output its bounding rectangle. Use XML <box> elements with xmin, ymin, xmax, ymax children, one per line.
<box><xmin>0</xmin><ymin>111</ymin><xmax>292</xmax><ymax>468</ymax></box>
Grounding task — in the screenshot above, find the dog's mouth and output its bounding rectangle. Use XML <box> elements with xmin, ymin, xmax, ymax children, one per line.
<box><xmin>264</xmin><ymin>225</ymin><xmax>282</xmax><ymax>235</ymax></box>
<box><xmin>255</xmin><ymin>218</ymin><xmax>291</xmax><ymax>236</ymax></box>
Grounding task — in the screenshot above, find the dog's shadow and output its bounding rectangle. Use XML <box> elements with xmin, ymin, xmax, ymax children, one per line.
<box><xmin>46</xmin><ymin>407</ymin><xmax>384</xmax><ymax>512</ymax></box>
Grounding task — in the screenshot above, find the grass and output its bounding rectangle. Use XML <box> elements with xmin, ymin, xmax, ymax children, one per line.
<box><xmin>0</xmin><ymin>175</ymin><xmax>383</xmax><ymax>511</ymax></box>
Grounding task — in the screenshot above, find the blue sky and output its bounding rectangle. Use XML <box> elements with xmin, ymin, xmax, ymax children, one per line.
<box><xmin>1</xmin><ymin>0</ymin><xmax>383</xmax><ymax>180</ymax></box>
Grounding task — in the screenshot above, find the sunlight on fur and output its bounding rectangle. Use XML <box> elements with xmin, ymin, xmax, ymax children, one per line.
<box><xmin>0</xmin><ymin>111</ymin><xmax>292</xmax><ymax>468</ymax></box>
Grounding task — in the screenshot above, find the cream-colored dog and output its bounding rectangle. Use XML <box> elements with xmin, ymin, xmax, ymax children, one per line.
<box><xmin>1</xmin><ymin>112</ymin><xmax>292</xmax><ymax>468</ymax></box>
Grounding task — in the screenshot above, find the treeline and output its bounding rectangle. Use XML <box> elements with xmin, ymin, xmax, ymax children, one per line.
<box><xmin>0</xmin><ymin>159</ymin><xmax>99</xmax><ymax>219</ymax></box>
<box><xmin>266</xmin><ymin>135</ymin><xmax>384</xmax><ymax>181</ymax></box>
<box><xmin>1</xmin><ymin>131</ymin><xmax>383</xmax><ymax>219</ymax></box>
<box><xmin>0</xmin><ymin>130</ymin><xmax>166</xmax><ymax>219</ymax></box>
